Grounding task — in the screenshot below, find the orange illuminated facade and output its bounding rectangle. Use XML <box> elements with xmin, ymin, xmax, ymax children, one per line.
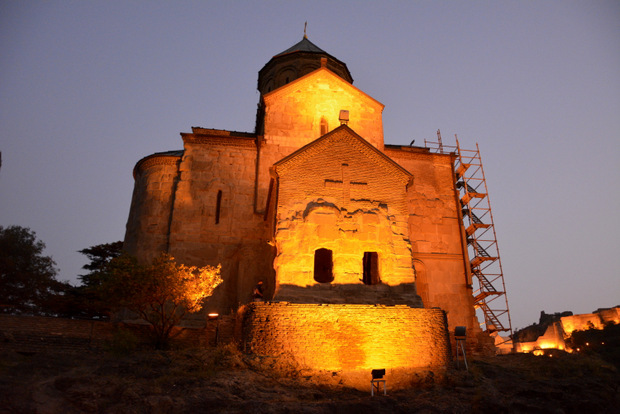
<box><xmin>243</xmin><ymin>302</ymin><xmax>451</xmax><ymax>390</ymax></box>
<box><xmin>514</xmin><ymin>308</ymin><xmax>620</xmax><ymax>354</ymax></box>
<box><xmin>124</xmin><ymin>35</ymin><xmax>493</xmax><ymax>379</ymax></box>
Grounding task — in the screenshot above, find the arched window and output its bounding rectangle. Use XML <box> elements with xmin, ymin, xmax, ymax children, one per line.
<box><xmin>320</xmin><ymin>117</ymin><xmax>328</xmax><ymax>135</ymax></box>
<box><xmin>363</xmin><ymin>252</ymin><xmax>380</xmax><ymax>285</ymax></box>
<box><xmin>314</xmin><ymin>248</ymin><xmax>333</xmax><ymax>283</ymax></box>
<box><xmin>215</xmin><ymin>190</ymin><xmax>222</xmax><ymax>224</ymax></box>
<box><xmin>278</xmin><ymin>68</ymin><xmax>296</xmax><ymax>87</ymax></box>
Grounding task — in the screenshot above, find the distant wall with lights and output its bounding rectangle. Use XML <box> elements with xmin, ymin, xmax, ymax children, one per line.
<box><xmin>514</xmin><ymin>307</ymin><xmax>620</xmax><ymax>353</ymax></box>
<box><xmin>241</xmin><ymin>302</ymin><xmax>451</xmax><ymax>390</ymax></box>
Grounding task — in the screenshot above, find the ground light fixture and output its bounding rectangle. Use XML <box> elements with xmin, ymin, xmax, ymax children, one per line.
<box><xmin>208</xmin><ymin>313</ymin><xmax>220</xmax><ymax>346</ymax></box>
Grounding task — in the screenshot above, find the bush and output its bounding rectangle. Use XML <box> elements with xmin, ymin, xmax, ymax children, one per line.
<box><xmin>106</xmin><ymin>328</ymin><xmax>140</xmax><ymax>355</ymax></box>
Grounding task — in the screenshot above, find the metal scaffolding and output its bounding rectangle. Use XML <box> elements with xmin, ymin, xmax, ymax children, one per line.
<box><xmin>425</xmin><ymin>131</ymin><xmax>513</xmax><ymax>344</ymax></box>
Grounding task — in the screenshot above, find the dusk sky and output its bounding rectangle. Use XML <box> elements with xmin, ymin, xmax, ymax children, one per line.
<box><xmin>1</xmin><ymin>1</ymin><xmax>618</xmax><ymax>330</ymax></box>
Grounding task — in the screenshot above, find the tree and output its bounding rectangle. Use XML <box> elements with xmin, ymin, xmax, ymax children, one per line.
<box><xmin>0</xmin><ymin>225</ymin><xmax>67</xmax><ymax>315</ymax></box>
<box><xmin>78</xmin><ymin>241</ymin><xmax>124</xmax><ymax>288</ymax></box>
<box><xmin>55</xmin><ymin>241</ymin><xmax>124</xmax><ymax>319</ymax></box>
<box><xmin>104</xmin><ymin>253</ymin><xmax>223</xmax><ymax>348</ymax></box>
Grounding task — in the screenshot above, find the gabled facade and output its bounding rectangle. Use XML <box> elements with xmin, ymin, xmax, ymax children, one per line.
<box><xmin>269</xmin><ymin>125</ymin><xmax>420</xmax><ymax>305</ymax></box>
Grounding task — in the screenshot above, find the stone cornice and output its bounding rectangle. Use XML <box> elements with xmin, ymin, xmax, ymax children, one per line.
<box><xmin>384</xmin><ymin>147</ymin><xmax>455</xmax><ymax>163</ymax></box>
<box><xmin>412</xmin><ymin>252</ymin><xmax>463</xmax><ymax>261</ymax></box>
<box><xmin>181</xmin><ymin>132</ymin><xmax>257</xmax><ymax>148</ymax></box>
<box><xmin>189</xmin><ymin>127</ymin><xmax>256</xmax><ymax>137</ymax></box>
<box><xmin>133</xmin><ymin>153</ymin><xmax>182</xmax><ymax>179</ymax></box>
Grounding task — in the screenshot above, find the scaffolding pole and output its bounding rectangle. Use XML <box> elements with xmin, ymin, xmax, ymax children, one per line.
<box><xmin>425</xmin><ymin>132</ymin><xmax>513</xmax><ymax>347</ymax></box>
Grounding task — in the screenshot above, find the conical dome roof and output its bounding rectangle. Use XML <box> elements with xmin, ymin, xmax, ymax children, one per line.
<box><xmin>272</xmin><ymin>36</ymin><xmax>328</xmax><ymax>57</ymax></box>
<box><xmin>257</xmin><ymin>36</ymin><xmax>353</xmax><ymax>95</ymax></box>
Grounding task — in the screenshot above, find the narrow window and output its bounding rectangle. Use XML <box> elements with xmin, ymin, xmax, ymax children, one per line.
<box><xmin>320</xmin><ymin>117</ymin><xmax>328</xmax><ymax>135</ymax></box>
<box><xmin>215</xmin><ymin>190</ymin><xmax>222</xmax><ymax>224</ymax></box>
<box><xmin>363</xmin><ymin>252</ymin><xmax>380</xmax><ymax>285</ymax></box>
<box><xmin>314</xmin><ymin>248</ymin><xmax>334</xmax><ymax>283</ymax></box>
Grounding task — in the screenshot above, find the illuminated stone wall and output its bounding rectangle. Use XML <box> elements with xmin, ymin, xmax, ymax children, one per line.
<box><xmin>385</xmin><ymin>147</ymin><xmax>481</xmax><ymax>336</ymax></box>
<box><xmin>514</xmin><ymin>322</ymin><xmax>567</xmax><ymax>353</ymax></box>
<box><xmin>515</xmin><ymin>307</ymin><xmax>620</xmax><ymax>353</ymax></box>
<box><xmin>242</xmin><ymin>302</ymin><xmax>451</xmax><ymax>390</ymax></box>
<box><xmin>168</xmin><ymin>132</ymin><xmax>261</xmax><ymax>255</ymax></box>
<box><xmin>271</xmin><ymin>126</ymin><xmax>416</xmax><ymax>302</ymax></box>
<box><xmin>254</xmin><ymin>67</ymin><xmax>386</xmax><ymax>211</ymax></box>
<box><xmin>560</xmin><ymin>310</ymin><xmax>619</xmax><ymax>335</ymax></box>
<box><xmin>263</xmin><ymin>67</ymin><xmax>384</xmax><ymax>150</ymax></box>
<box><xmin>166</xmin><ymin>131</ymin><xmax>275</xmax><ymax>309</ymax></box>
<box><xmin>126</xmin><ymin>129</ymin><xmax>278</xmax><ymax>310</ymax></box>
<box><xmin>124</xmin><ymin>153</ymin><xmax>181</xmax><ymax>262</ymax></box>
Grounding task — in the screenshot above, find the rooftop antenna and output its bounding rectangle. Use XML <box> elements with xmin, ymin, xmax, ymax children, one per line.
<box><xmin>304</xmin><ymin>21</ymin><xmax>308</xmax><ymax>38</ymax></box>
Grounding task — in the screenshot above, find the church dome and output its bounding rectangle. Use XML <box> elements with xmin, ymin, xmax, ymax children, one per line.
<box><xmin>257</xmin><ymin>36</ymin><xmax>353</xmax><ymax>95</ymax></box>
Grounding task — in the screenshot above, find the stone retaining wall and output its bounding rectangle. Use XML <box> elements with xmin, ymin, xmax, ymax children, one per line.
<box><xmin>0</xmin><ymin>314</ymin><xmax>235</xmax><ymax>353</ymax></box>
<box><xmin>241</xmin><ymin>302</ymin><xmax>452</xmax><ymax>390</ymax></box>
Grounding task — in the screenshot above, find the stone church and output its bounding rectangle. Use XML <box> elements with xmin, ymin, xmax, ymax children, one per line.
<box><xmin>124</xmin><ymin>36</ymin><xmax>488</xmax><ymax>382</ymax></box>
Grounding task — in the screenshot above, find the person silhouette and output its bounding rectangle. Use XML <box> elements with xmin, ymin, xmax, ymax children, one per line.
<box><xmin>252</xmin><ymin>280</ymin><xmax>264</xmax><ymax>302</ymax></box>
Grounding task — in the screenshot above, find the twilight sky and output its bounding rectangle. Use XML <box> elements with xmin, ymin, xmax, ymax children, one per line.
<box><xmin>1</xmin><ymin>1</ymin><xmax>618</xmax><ymax>330</ymax></box>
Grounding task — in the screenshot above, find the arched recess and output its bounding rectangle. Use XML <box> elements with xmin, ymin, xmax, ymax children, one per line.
<box><xmin>264</xmin><ymin>77</ymin><xmax>275</xmax><ymax>93</ymax></box>
<box><xmin>413</xmin><ymin>259</ymin><xmax>430</xmax><ymax>307</ymax></box>
<box><xmin>276</xmin><ymin>66</ymin><xmax>297</xmax><ymax>87</ymax></box>
<box><xmin>314</xmin><ymin>248</ymin><xmax>334</xmax><ymax>283</ymax></box>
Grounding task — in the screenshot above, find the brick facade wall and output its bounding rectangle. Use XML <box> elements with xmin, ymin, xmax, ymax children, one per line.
<box><xmin>272</xmin><ymin>127</ymin><xmax>416</xmax><ymax>295</ymax></box>
<box><xmin>386</xmin><ymin>147</ymin><xmax>481</xmax><ymax>337</ymax></box>
<box><xmin>263</xmin><ymin>68</ymin><xmax>384</xmax><ymax>150</ymax></box>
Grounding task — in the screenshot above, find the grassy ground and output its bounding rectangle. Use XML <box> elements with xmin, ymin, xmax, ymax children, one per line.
<box><xmin>1</xmin><ymin>342</ymin><xmax>619</xmax><ymax>414</ymax></box>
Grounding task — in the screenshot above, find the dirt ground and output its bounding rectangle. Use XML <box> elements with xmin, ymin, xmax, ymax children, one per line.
<box><xmin>1</xmin><ymin>345</ymin><xmax>618</xmax><ymax>414</ymax></box>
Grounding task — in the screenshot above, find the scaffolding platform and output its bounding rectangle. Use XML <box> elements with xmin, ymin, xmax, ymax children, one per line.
<box><xmin>425</xmin><ymin>131</ymin><xmax>513</xmax><ymax>347</ymax></box>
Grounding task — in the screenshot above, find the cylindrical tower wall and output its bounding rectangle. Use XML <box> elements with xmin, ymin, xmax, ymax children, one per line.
<box><xmin>124</xmin><ymin>155</ymin><xmax>180</xmax><ymax>262</ymax></box>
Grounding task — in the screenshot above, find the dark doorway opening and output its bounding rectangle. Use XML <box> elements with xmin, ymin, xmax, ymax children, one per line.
<box><xmin>363</xmin><ymin>252</ymin><xmax>380</xmax><ymax>285</ymax></box>
<box><xmin>314</xmin><ymin>248</ymin><xmax>334</xmax><ymax>283</ymax></box>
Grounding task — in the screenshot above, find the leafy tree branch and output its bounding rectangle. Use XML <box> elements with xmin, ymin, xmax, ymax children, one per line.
<box><xmin>104</xmin><ymin>253</ymin><xmax>222</xmax><ymax>348</ymax></box>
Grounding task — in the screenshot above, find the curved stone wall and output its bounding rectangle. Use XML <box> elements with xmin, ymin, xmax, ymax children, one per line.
<box><xmin>241</xmin><ymin>302</ymin><xmax>452</xmax><ymax>390</ymax></box>
<box><xmin>124</xmin><ymin>155</ymin><xmax>180</xmax><ymax>261</ymax></box>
